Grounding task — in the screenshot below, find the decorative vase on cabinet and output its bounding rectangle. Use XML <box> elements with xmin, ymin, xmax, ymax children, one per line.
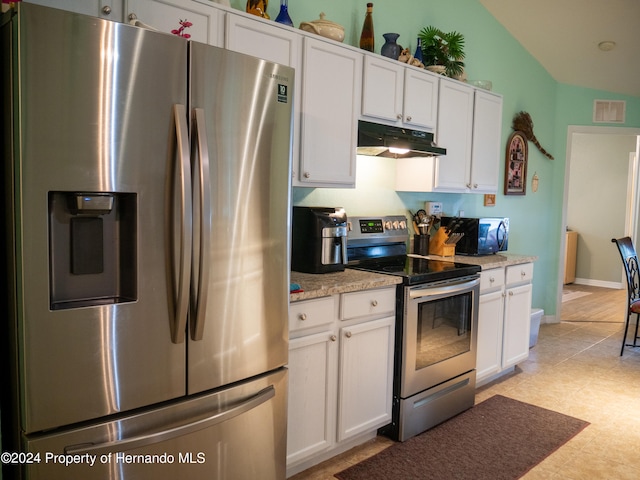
<box><xmin>275</xmin><ymin>0</ymin><xmax>293</xmax><ymax>26</ymax></box>
<box><xmin>381</xmin><ymin>33</ymin><xmax>401</xmax><ymax>60</ymax></box>
<box><xmin>246</xmin><ymin>0</ymin><xmax>269</xmax><ymax>19</ymax></box>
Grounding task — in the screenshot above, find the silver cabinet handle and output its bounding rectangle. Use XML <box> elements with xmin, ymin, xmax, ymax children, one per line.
<box><xmin>371</xmin><ymin>300</ymin><xmax>378</xmax><ymax>307</ymax></box>
<box><xmin>489</xmin><ymin>277</ymin><xmax>495</xmax><ymax>283</ymax></box>
<box><xmin>406</xmin><ymin>116</ymin><xmax>412</xmax><ymax>122</ymax></box>
<box><xmin>102</xmin><ymin>6</ymin><xmax>112</xmax><ymax>15</ymax></box>
<box><xmin>190</xmin><ymin>108</ymin><xmax>211</xmax><ymax>341</ymax></box>
<box><xmin>396</xmin><ymin>114</ymin><xmax>402</xmax><ymax>120</ymax></box>
<box><xmin>65</xmin><ymin>386</ymin><xmax>275</xmax><ymax>455</ymax></box>
<box><xmin>330</xmin><ymin>335</ymin><xmax>337</xmax><ymax>342</ymax></box>
<box><xmin>304</xmin><ymin>172</ymin><xmax>311</xmax><ymax>178</ymax></box>
<box><xmin>171</xmin><ymin>104</ymin><xmax>192</xmax><ymax>345</ymax></box>
<box><xmin>298</xmin><ymin>313</ymin><xmax>307</xmax><ymax>321</ymax></box>
<box><xmin>509</xmin><ymin>291</ymin><xmax>514</xmax><ymax>296</ymax></box>
<box><xmin>345</xmin><ymin>331</ymin><xmax>352</xmax><ymax>338</ymax></box>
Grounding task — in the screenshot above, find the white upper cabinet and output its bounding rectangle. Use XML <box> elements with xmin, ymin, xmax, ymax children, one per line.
<box><xmin>126</xmin><ymin>0</ymin><xmax>225</xmax><ymax>46</ymax></box>
<box><xmin>433</xmin><ymin>77</ymin><xmax>475</xmax><ymax>192</ymax></box>
<box><xmin>361</xmin><ymin>55</ymin><xmax>438</xmax><ymax>131</ymax></box>
<box><xmin>297</xmin><ymin>37</ymin><xmax>362</xmax><ymax>187</ymax></box>
<box><xmin>470</xmin><ymin>90</ymin><xmax>503</xmax><ymax>193</ymax></box>
<box><xmin>24</xmin><ymin>0</ymin><xmax>124</xmax><ymax>21</ymax></box>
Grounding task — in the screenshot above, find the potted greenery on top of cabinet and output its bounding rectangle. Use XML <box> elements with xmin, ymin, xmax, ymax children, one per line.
<box><xmin>418</xmin><ymin>26</ymin><xmax>465</xmax><ymax>79</ymax></box>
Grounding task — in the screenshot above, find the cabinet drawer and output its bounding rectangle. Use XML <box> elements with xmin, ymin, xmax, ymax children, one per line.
<box><xmin>506</xmin><ymin>263</ymin><xmax>534</xmax><ymax>285</ymax></box>
<box><xmin>340</xmin><ymin>287</ymin><xmax>396</xmax><ymax>320</ymax></box>
<box><xmin>289</xmin><ymin>296</ymin><xmax>335</xmax><ymax>332</ymax></box>
<box><xmin>480</xmin><ymin>268</ymin><xmax>505</xmax><ymax>293</ymax></box>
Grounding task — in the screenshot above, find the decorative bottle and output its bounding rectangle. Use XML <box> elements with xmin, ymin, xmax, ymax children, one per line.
<box><xmin>246</xmin><ymin>0</ymin><xmax>270</xmax><ymax>19</ymax></box>
<box><xmin>359</xmin><ymin>3</ymin><xmax>374</xmax><ymax>52</ymax></box>
<box><xmin>414</xmin><ymin>37</ymin><xmax>423</xmax><ymax>63</ymax></box>
<box><xmin>274</xmin><ymin>0</ymin><xmax>293</xmax><ymax>27</ymax></box>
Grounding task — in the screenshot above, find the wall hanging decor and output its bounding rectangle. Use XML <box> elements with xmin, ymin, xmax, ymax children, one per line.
<box><xmin>504</xmin><ymin>131</ymin><xmax>528</xmax><ymax>195</ymax></box>
<box><xmin>512</xmin><ymin>111</ymin><xmax>554</xmax><ymax>159</ymax></box>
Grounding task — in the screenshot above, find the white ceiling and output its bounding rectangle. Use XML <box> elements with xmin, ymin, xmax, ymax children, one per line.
<box><xmin>479</xmin><ymin>0</ymin><xmax>640</xmax><ymax>97</ymax></box>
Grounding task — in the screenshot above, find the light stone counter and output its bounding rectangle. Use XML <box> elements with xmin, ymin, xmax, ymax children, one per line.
<box><xmin>289</xmin><ymin>253</ymin><xmax>536</xmax><ymax>302</ymax></box>
<box><xmin>290</xmin><ymin>269</ymin><xmax>402</xmax><ymax>302</ymax></box>
<box><xmin>428</xmin><ymin>253</ymin><xmax>539</xmax><ymax>270</ymax></box>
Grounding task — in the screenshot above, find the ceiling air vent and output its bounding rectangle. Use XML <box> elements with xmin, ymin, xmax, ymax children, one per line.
<box><xmin>593</xmin><ymin>100</ymin><xmax>626</xmax><ymax>123</ymax></box>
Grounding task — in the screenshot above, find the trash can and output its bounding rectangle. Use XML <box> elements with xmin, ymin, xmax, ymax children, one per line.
<box><xmin>530</xmin><ymin>308</ymin><xmax>543</xmax><ymax>348</ymax></box>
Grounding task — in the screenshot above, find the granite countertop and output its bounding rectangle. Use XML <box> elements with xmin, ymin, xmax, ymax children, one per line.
<box><xmin>290</xmin><ymin>269</ymin><xmax>402</xmax><ymax>302</ymax></box>
<box><xmin>290</xmin><ymin>253</ymin><xmax>537</xmax><ymax>302</ymax></box>
<box><xmin>427</xmin><ymin>253</ymin><xmax>538</xmax><ymax>270</ymax></box>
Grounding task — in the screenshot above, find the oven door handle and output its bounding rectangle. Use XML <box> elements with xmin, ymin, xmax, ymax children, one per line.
<box><xmin>409</xmin><ymin>276</ymin><xmax>480</xmax><ymax>300</ymax></box>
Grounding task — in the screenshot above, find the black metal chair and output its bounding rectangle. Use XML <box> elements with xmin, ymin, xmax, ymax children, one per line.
<box><xmin>611</xmin><ymin>237</ymin><xmax>640</xmax><ymax>355</ymax></box>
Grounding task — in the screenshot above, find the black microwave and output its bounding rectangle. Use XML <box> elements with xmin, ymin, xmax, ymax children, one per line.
<box><xmin>441</xmin><ymin>217</ymin><xmax>509</xmax><ymax>255</ymax></box>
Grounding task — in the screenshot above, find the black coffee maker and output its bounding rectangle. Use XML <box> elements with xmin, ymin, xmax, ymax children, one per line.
<box><xmin>291</xmin><ymin>207</ymin><xmax>348</xmax><ymax>273</ymax></box>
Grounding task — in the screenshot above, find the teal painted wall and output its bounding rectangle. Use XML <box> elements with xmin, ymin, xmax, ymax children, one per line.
<box><xmin>231</xmin><ymin>0</ymin><xmax>640</xmax><ymax>317</ymax></box>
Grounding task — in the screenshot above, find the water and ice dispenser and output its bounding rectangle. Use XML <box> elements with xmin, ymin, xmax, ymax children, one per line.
<box><xmin>48</xmin><ymin>192</ymin><xmax>137</xmax><ymax>310</ymax></box>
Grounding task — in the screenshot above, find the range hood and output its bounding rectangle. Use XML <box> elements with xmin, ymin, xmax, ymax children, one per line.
<box><xmin>357</xmin><ymin>120</ymin><xmax>446</xmax><ymax>158</ymax></box>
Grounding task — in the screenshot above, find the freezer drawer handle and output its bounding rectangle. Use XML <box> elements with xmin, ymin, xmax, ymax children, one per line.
<box><xmin>65</xmin><ymin>385</ymin><xmax>276</xmax><ymax>455</ymax></box>
<box><xmin>171</xmin><ymin>104</ymin><xmax>193</xmax><ymax>344</ymax></box>
<box><xmin>190</xmin><ymin>108</ymin><xmax>211</xmax><ymax>341</ymax></box>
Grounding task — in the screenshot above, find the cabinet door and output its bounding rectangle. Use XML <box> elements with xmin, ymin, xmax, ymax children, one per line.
<box><xmin>287</xmin><ymin>331</ymin><xmax>337</xmax><ymax>466</ymax></box>
<box><xmin>470</xmin><ymin>90</ymin><xmax>503</xmax><ymax>193</ymax></box>
<box><xmin>25</xmin><ymin>0</ymin><xmax>123</xmax><ymax>20</ymax></box>
<box><xmin>361</xmin><ymin>55</ymin><xmax>403</xmax><ymax>124</ymax></box>
<box><xmin>337</xmin><ymin>316</ymin><xmax>394</xmax><ymax>442</ymax></box>
<box><xmin>502</xmin><ymin>283</ymin><xmax>532</xmax><ymax>368</ymax></box>
<box><xmin>434</xmin><ymin>78</ymin><xmax>474</xmax><ymax>192</ymax></box>
<box><xmin>225</xmin><ymin>13</ymin><xmax>301</xmax><ymax>183</ymax></box>
<box><xmin>298</xmin><ymin>37</ymin><xmax>362</xmax><ymax>187</ymax></box>
<box><xmin>126</xmin><ymin>0</ymin><xmax>224</xmax><ymax>46</ymax></box>
<box><xmin>476</xmin><ymin>289</ymin><xmax>504</xmax><ymax>382</ymax></box>
<box><xmin>403</xmin><ymin>67</ymin><xmax>438</xmax><ymax>131</ymax></box>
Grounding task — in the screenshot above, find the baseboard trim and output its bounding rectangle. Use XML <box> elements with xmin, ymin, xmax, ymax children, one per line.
<box><xmin>573</xmin><ymin>278</ymin><xmax>622</xmax><ymax>289</ymax></box>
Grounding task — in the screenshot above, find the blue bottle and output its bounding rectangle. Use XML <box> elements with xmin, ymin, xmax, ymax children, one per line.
<box><xmin>414</xmin><ymin>38</ymin><xmax>423</xmax><ymax>62</ymax></box>
<box><xmin>275</xmin><ymin>0</ymin><xmax>293</xmax><ymax>27</ymax></box>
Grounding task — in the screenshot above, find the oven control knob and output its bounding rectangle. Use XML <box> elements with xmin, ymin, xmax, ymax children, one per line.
<box><xmin>384</xmin><ymin>221</ymin><xmax>393</xmax><ymax>230</ymax></box>
<box><xmin>399</xmin><ymin>220</ymin><xmax>407</xmax><ymax>230</ymax></box>
<box><xmin>393</xmin><ymin>220</ymin><xmax>399</xmax><ymax>229</ymax></box>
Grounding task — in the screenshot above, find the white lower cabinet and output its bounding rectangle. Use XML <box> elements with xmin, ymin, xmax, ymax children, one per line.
<box><xmin>476</xmin><ymin>263</ymin><xmax>533</xmax><ymax>385</ymax></box>
<box><xmin>287</xmin><ymin>287</ymin><xmax>395</xmax><ymax>476</ymax></box>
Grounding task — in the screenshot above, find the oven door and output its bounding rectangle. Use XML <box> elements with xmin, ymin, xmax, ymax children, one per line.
<box><xmin>401</xmin><ymin>275</ymin><xmax>480</xmax><ymax>399</ymax></box>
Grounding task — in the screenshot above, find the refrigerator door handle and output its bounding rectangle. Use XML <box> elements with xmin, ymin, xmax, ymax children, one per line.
<box><xmin>64</xmin><ymin>385</ymin><xmax>276</xmax><ymax>455</ymax></box>
<box><xmin>171</xmin><ymin>103</ymin><xmax>192</xmax><ymax>344</ymax></box>
<box><xmin>190</xmin><ymin>108</ymin><xmax>211</xmax><ymax>341</ymax></box>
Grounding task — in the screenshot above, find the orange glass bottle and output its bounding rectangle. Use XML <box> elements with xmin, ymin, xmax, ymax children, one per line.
<box><xmin>359</xmin><ymin>3</ymin><xmax>374</xmax><ymax>52</ymax></box>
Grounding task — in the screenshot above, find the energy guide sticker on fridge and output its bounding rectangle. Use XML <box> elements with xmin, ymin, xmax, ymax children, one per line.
<box><xmin>277</xmin><ymin>84</ymin><xmax>288</xmax><ymax>103</ymax></box>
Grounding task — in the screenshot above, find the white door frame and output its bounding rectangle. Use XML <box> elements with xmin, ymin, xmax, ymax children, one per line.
<box><xmin>557</xmin><ymin>126</ymin><xmax>640</xmax><ymax>318</ymax></box>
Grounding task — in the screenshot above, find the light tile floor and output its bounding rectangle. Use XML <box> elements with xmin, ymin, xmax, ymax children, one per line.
<box><xmin>291</xmin><ymin>292</ymin><xmax>640</xmax><ymax>479</ymax></box>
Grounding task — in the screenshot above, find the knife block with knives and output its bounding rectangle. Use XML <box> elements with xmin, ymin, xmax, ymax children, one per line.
<box><xmin>429</xmin><ymin>225</ymin><xmax>465</xmax><ymax>257</ymax></box>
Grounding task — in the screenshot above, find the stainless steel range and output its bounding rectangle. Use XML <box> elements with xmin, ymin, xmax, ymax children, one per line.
<box><xmin>347</xmin><ymin>215</ymin><xmax>481</xmax><ymax>441</ymax></box>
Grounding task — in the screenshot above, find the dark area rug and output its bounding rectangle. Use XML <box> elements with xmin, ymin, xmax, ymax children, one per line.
<box><xmin>335</xmin><ymin>395</ymin><xmax>589</xmax><ymax>480</ymax></box>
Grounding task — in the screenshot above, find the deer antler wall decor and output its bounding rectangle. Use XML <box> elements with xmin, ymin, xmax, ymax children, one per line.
<box><xmin>512</xmin><ymin>111</ymin><xmax>554</xmax><ymax>160</ymax></box>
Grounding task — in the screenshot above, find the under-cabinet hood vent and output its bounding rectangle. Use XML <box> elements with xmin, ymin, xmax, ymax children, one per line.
<box><xmin>357</xmin><ymin>120</ymin><xmax>446</xmax><ymax>158</ymax></box>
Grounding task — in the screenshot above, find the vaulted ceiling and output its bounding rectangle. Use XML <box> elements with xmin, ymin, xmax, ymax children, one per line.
<box><xmin>479</xmin><ymin>0</ymin><xmax>639</xmax><ymax>97</ymax></box>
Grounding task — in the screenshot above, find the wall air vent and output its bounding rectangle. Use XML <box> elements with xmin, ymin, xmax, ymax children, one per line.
<box><xmin>593</xmin><ymin>100</ymin><xmax>626</xmax><ymax>123</ymax></box>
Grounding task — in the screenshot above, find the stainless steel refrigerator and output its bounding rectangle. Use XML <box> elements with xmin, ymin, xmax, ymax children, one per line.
<box><xmin>0</xmin><ymin>4</ymin><xmax>293</xmax><ymax>479</ymax></box>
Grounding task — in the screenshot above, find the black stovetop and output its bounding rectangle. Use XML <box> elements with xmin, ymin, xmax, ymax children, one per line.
<box><xmin>348</xmin><ymin>254</ymin><xmax>481</xmax><ymax>286</ymax></box>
